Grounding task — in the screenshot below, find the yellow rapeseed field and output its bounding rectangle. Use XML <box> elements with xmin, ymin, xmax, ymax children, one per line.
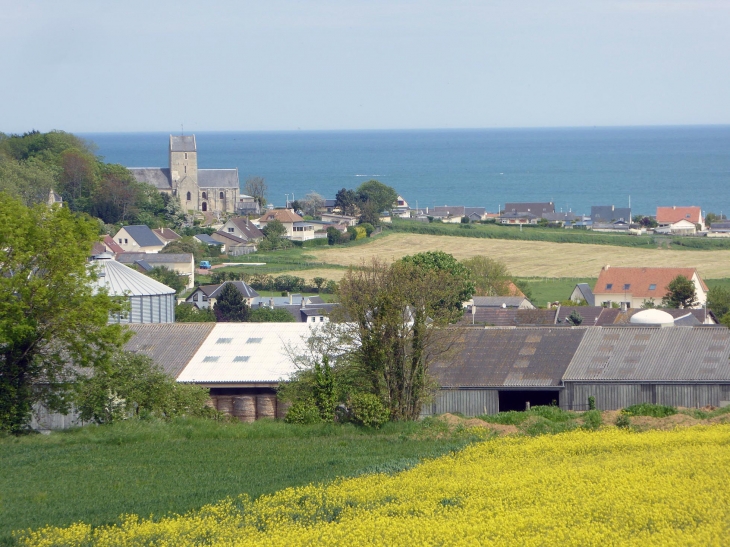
<box><xmin>309</xmin><ymin>233</ymin><xmax>730</xmax><ymax>278</ymax></box>
<box><xmin>19</xmin><ymin>426</ymin><xmax>730</xmax><ymax>546</ymax></box>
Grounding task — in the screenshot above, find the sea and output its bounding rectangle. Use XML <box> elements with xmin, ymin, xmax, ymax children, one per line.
<box><xmin>81</xmin><ymin>126</ymin><xmax>730</xmax><ymax>216</ymax></box>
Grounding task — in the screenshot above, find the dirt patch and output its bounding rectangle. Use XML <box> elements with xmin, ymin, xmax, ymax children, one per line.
<box><xmin>438</xmin><ymin>413</ymin><xmax>518</xmax><ymax>436</ymax></box>
<box><xmin>628</xmin><ymin>413</ymin><xmax>703</xmax><ymax>431</ymax></box>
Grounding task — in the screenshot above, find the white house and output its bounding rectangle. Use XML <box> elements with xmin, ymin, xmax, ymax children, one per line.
<box><xmin>113</xmin><ymin>225</ymin><xmax>166</xmax><ymax>253</ymax></box>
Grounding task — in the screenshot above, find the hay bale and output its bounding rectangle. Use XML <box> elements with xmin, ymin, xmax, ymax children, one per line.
<box><xmin>256</xmin><ymin>394</ymin><xmax>276</xmax><ymax>419</ymax></box>
<box><xmin>276</xmin><ymin>400</ymin><xmax>291</xmax><ymax>420</ymax></box>
<box><xmin>217</xmin><ymin>397</ymin><xmax>233</xmax><ymax>415</ymax></box>
<box><xmin>233</xmin><ymin>396</ymin><xmax>256</xmax><ymax>423</ymax></box>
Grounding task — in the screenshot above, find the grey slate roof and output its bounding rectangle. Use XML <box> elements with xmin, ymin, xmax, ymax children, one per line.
<box><xmin>199</xmin><ymin>169</ymin><xmax>239</xmax><ymax>188</ymax></box>
<box><xmin>504</xmin><ymin>202</ymin><xmax>554</xmax><ymax>214</ymax></box>
<box><xmin>460</xmin><ymin>308</ymin><xmax>557</xmax><ymax>326</ymax></box>
<box><xmin>572</xmin><ymin>283</ymin><xmax>595</xmax><ymax>306</ymax></box>
<box><xmin>124</xmin><ymin>225</ymin><xmax>165</xmax><ymax>247</ymax></box>
<box><xmin>135</xmin><ymin>260</ymin><xmax>153</xmax><ymax>272</ymax></box>
<box><xmin>542</xmin><ymin>211</ymin><xmax>579</xmax><ymax>222</ymax></box>
<box><xmin>194</xmin><ymin>234</ymin><xmax>224</xmax><ymax>246</ymax></box>
<box><xmin>473</xmin><ymin>296</ymin><xmax>530</xmax><ymax>308</ymax></box>
<box><xmin>117</xmin><ymin>252</ymin><xmax>193</xmax><ymax>264</ymax></box>
<box><xmin>555</xmin><ymin>306</ymin><xmax>604</xmax><ymax>326</ymax></box>
<box><xmin>191</xmin><ymin>281</ymin><xmax>259</xmax><ymax>299</ymax></box>
<box><xmin>563</xmin><ymin>327</ymin><xmax>730</xmax><ymax>382</ymax></box>
<box><xmin>464</xmin><ymin>207</ymin><xmax>486</xmax><ymax>217</ymax></box>
<box><xmin>213</xmin><ymin>231</ymin><xmax>248</xmax><ymax>245</ymax></box>
<box><xmin>431</xmin><ymin>328</ymin><xmax>586</xmax><ymax>387</ymax></box>
<box><xmin>125</xmin><ymin>322</ymin><xmax>215</xmax><ymax>378</ymax></box>
<box><xmin>432</xmin><ymin>206</ymin><xmax>465</xmax><ymax>217</ymax></box>
<box><xmin>170</xmin><ymin>135</ymin><xmax>197</xmax><ymax>152</ymax></box>
<box><xmin>129</xmin><ymin>168</ymin><xmax>172</xmax><ymax>190</ymax></box>
<box><xmin>227</xmin><ymin>218</ymin><xmax>264</xmax><ymax>240</ymax></box>
<box><xmin>591</xmin><ymin>205</ymin><xmax>631</xmax><ymax>223</ymax></box>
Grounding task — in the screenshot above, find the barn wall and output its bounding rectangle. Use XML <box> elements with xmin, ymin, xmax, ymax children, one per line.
<box><xmin>563</xmin><ymin>383</ymin><xmax>730</xmax><ymax>410</ymax></box>
<box><xmin>421</xmin><ymin>389</ymin><xmax>499</xmax><ymax>417</ymax></box>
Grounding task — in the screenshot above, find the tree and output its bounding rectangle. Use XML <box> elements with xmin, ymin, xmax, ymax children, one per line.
<box><xmin>707</xmin><ymin>286</ymin><xmax>730</xmax><ymax>318</ymax></box>
<box><xmin>146</xmin><ymin>266</ymin><xmax>186</xmax><ymax>294</ymax></box>
<box><xmin>0</xmin><ymin>195</ymin><xmax>127</xmax><ymax>434</ymax></box>
<box><xmin>175</xmin><ymin>303</ymin><xmax>216</xmax><ymax>322</ymax></box>
<box><xmin>260</xmin><ymin>219</ymin><xmax>291</xmax><ymax>250</ymax></box>
<box><xmin>302</xmin><ymin>192</ymin><xmax>325</xmax><ymax>218</ymax></box>
<box><xmin>356</xmin><ymin>180</ymin><xmax>398</xmax><ymax>214</ymax></box>
<box><xmin>160</xmin><ymin>237</ymin><xmax>206</xmax><ymax>262</ymax></box>
<box><xmin>0</xmin><ymin>156</ymin><xmax>56</xmax><ymax>207</ymax></box>
<box><xmin>662</xmin><ymin>275</ymin><xmax>698</xmax><ymax>309</ymax></box>
<box><xmin>566</xmin><ymin>310</ymin><xmax>583</xmax><ymax>326</ymax></box>
<box><xmin>91</xmin><ymin>164</ymin><xmax>141</xmax><ymax>224</ymax></box>
<box><xmin>312</xmin><ymin>277</ymin><xmax>327</xmax><ymax>293</ymax></box>
<box><xmin>326</xmin><ymin>226</ymin><xmax>342</xmax><ymax>245</ymax></box>
<box><xmin>705</xmin><ymin>212</ymin><xmax>726</xmax><ymax>226</ymax></box>
<box><xmin>335</xmin><ymin>188</ymin><xmax>358</xmax><ymax>216</ymax></box>
<box><xmin>74</xmin><ymin>352</ymin><xmax>211</xmax><ymax>423</ymax></box>
<box><xmin>57</xmin><ymin>147</ymin><xmax>98</xmax><ymax>213</ymax></box>
<box><xmin>461</xmin><ymin>256</ymin><xmax>511</xmax><ymax>297</ymax></box>
<box><xmin>400</xmin><ymin>251</ymin><xmax>474</xmax><ymax>306</ymax></box>
<box><xmin>249</xmin><ymin>307</ymin><xmax>296</xmax><ymax>322</ymax></box>
<box><xmin>244</xmin><ymin>176</ymin><xmax>267</xmax><ymax>207</ymax></box>
<box><xmin>641</xmin><ymin>298</ymin><xmax>657</xmax><ymax>309</ymax></box>
<box><xmin>213</xmin><ymin>282</ymin><xmax>250</xmax><ymax>322</ymax></box>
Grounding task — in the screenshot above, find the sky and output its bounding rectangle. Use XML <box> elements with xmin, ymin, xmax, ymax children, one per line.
<box><xmin>1</xmin><ymin>0</ymin><xmax>729</xmax><ymax>133</ymax></box>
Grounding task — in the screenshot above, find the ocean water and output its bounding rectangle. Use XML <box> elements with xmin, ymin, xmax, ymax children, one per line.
<box><xmin>82</xmin><ymin>127</ymin><xmax>730</xmax><ymax>216</ymax></box>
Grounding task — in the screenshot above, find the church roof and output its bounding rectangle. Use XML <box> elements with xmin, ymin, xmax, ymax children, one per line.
<box><xmin>199</xmin><ymin>169</ymin><xmax>239</xmax><ymax>188</ymax></box>
<box><xmin>170</xmin><ymin>135</ymin><xmax>197</xmax><ymax>152</ymax></box>
<box><xmin>129</xmin><ymin>168</ymin><xmax>172</xmax><ymax>190</ymax></box>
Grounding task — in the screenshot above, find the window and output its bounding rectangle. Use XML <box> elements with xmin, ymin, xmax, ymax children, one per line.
<box><xmin>228</xmin><ymin>227</ymin><xmax>234</xmax><ymax>233</ymax></box>
<box><xmin>220</xmin><ymin>192</ymin><xmax>224</xmax><ymax>199</ymax></box>
<box><xmin>202</xmin><ymin>295</ymin><xmax>208</xmax><ymax>301</ymax></box>
<box><xmin>124</xmin><ymin>239</ymin><xmax>128</xmax><ymax>244</ymax></box>
<box><xmin>202</xmin><ymin>192</ymin><xmax>207</xmax><ymax>199</ymax></box>
<box><xmin>623</xmin><ymin>284</ymin><xmax>631</xmax><ymax>290</ymax></box>
<box><xmin>118</xmin><ymin>238</ymin><xmax>122</xmax><ymax>243</ymax></box>
<box><xmin>184</xmin><ymin>153</ymin><xmax>188</xmax><ymax>160</ymax></box>
<box><xmin>184</xmin><ymin>165</ymin><xmax>186</xmax><ymax>173</ymax></box>
<box><xmin>194</xmin><ymin>293</ymin><xmax>199</xmax><ymax>301</ymax></box>
<box><xmin>216</xmin><ymin>338</ymin><xmax>233</xmax><ymax>344</ymax></box>
<box><xmin>605</xmin><ymin>284</ymin><xmax>613</xmax><ymax>290</ymax></box>
<box><xmin>186</xmin><ymin>191</ymin><xmax>191</xmax><ymax>200</ymax></box>
<box><xmin>203</xmin><ymin>356</ymin><xmax>220</xmax><ymax>362</ymax></box>
<box><xmin>320</xmin><ymin>316</ymin><xmax>324</xmax><ymax>322</ymax></box>
<box><xmin>246</xmin><ymin>337</ymin><xmax>263</xmax><ymax>344</ymax></box>
<box><xmin>649</xmin><ymin>284</ymin><xmax>656</xmax><ymax>290</ymax></box>
<box><xmin>234</xmin><ymin>356</ymin><xmax>250</xmax><ymax>362</ymax></box>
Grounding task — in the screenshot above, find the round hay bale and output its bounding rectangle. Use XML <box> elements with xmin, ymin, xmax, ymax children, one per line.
<box><xmin>204</xmin><ymin>398</ymin><xmax>216</xmax><ymax>409</ymax></box>
<box><xmin>233</xmin><ymin>396</ymin><xmax>256</xmax><ymax>422</ymax></box>
<box><xmin>256</xmin><ymin>394</ymin><xmax>276</xmax><ymax>419</ymax></box>
<box><xmin>276</xmin><ymin>400</ymin><xmax>291</xmax><ymax>420</ymax></box>
<box><xmin>217</xmin><ymin>397</ymin><xmax>233</xmax><ymax>415</ymax></box>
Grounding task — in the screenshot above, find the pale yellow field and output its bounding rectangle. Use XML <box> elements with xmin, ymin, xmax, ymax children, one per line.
<box><xmin>307</xmin><ymin>233</ymin><xmax>730</xmax><ymax>278</ymax></box>
<box><xmin>274</xmin><ymin>268</ymin><xmax>348</xmax><ymax>283</ymax></box>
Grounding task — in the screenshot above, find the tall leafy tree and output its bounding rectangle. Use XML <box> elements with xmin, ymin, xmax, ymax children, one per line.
<box><xmin>213</xmin><ymin>282</ymin><xmax>250</xmax><ymax>322</ymax></box>
<box><xmin>244</xmin><ymin>176</ymin><xmax>267</xmax><ymax>207</ymax></box>
<box><xmin>0</xmin><ymin>194</ymin><xmax>127</xmax><ymax>434</ymax></box>
<box><xmin>662</xmin><ymin>275</ymin><xmax>698</xmax><ymax>309</ymax></box>
<box><xmin>707</xmin><ymin>286</ymin><xmax>730</xmax><ymax>317</ymax></box>
<box><xmin>146</xmin><ymin>266</ymin><xmax>186</xmax><ymax>294</ymax></box>
<box><xmin>460</xmin><ymin>256</ymin><xmax>511</xmax><ymax>297</ymax></box>
<box><xmin>335</xmin><ymin>187</ymin><xmax>358</xmax><ymax>216</ymax></box>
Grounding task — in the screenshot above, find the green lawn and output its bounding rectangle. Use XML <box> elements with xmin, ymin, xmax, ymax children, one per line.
<box><xmin>0</xmin><ymin>419</ymin><xmax>472</xmax><ymax>544</ymax></box>
<box><xmin>515</xmin><ymin>277</ymin><xmax>597</xmax><ymax>307</ymax></box>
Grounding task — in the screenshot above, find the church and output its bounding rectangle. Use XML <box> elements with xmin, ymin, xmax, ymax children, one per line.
<box><xmin>129</xmin><ymin>135</ymin><xmax>240</xmax><ymax>213</ymax></box>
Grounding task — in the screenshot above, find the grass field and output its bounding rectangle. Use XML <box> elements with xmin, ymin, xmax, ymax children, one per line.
<box><xmin>0</xmin><ymin>419</ymin><xmax>474</xmax><ymax>545</ymax></box>
<box><xmin>19</xmin><ymin>425</ymin><xmax>730</xmax><ymax>546</ymax></box>
<box><xmin>309</xmin><ymin>233</ymin><xmax>730</xmax><ymax>278</ymax></box>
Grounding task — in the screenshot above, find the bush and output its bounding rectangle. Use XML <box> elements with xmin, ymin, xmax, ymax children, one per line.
<box><xmin>274</xmin><ymin>275</ymin><xmax>306</xmax><ymax>292</ymax></box>
<box><xmin>349</xmin><ymin>393</ymin><xmax>390</xmax><ymax>428</ymax></box>
<box><xmin>588</xmin><ymin>396</ymin><xmax>596</xmax><ymax>410</ymax></box>
<box><xmin>622</xmin><ymin>403</ymin><xmax>677</xmax><ymax>418</ymax></box>
<box><xmin>284</xmin><ymin>399</ymin><xmax>322</xmax><ymax>425</ymax></box>
<box><xmin>616</xmin><ymin>414</ymin><xmax>631</xmax><ymax>429</ymax></box>
<box><xmin>582</xmin><ymin>409</ymin><xmax>603</xmax><ymax>430</ymax></box>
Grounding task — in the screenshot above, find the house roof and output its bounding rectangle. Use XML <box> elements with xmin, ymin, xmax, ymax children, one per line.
<box><xmin>199</xmin><ymin>169</ymin><xmax>239</xmax><ymax>189</ymax></box>
<box><xmin>170</xmin><ymin>135</ymin><xmax>196</xmax><ymax>152</ymax></box>
<box><xmin>152</xmin><ymin>228</ymin><xmax>181</xmax><ymax>242</ymax></box>
<box><xmin>555</xmin><ymin>306</ymin><xmax>604</xmax><ymax>326</ymax></box>
<box><xmin>710</xmin><ymin>221</ymin><xmax>730</xmax><ymax>231</ymax></box>
<box><xmin>227</xmin><ymin>217</ymin><xmax>264</xmax><ymax>239</ymax></box>
<box><xmin>594</xmin><ymin>267</ymin><xmax>708</xmax><ymax>299</ymax></box>
<box><xmin>459</xmin><ymin>308</ymin><xmax>556</xmax><ymax>327</ymax></box>
<box><xmin>572</xmin><ymin>283</ymin><xmax>595</xmax><ymax>306</ymax></box>
<box><xmin>91</xmin><ymin>257</ymin><xmax>176</xmax><ymax>296</ymax></box>
<box><xmin>464</xmin><ymin>207</ymin><xmax>486</xmax><ymax>217</ymax></box>
<box><xmin>431</xmin><ymin>328</ymin><xmax>586</xmax><ymax>387</ymax></box>
<box><xmin>432</xmin><ymin>206</ymin><xmax>466</xmax><ymax>217</ymax></box>
<box><xmin>499</xmin><ymin>212</ymin><xmax>538</xmax><ymax>220</ymax></box>
<box><xmin>117</xmin><ymin>252</ymin><xmax>193</xmax><ymax>265</ymax></box>
<box><xmin>129</xmin><ymin>168</ymin><xmax>172</xmax><ymax>190</ymax></box>
<box><xmin>591</xmin><ymin>206</ymin><xmax>631</xmax><ymax>222</ymax></box>
<box><xmin>125</xmin><ymin>323</ymin><xmax>216</xmax><ymax>379</ymax></box>
<box><xmin>176</xmin><ymin>323</ymin><xmax>319</xmax><ymax>384</ymax></box>
<box><xmin>251</xmin><ymin>295</ymin><xmax>326</xmax><ymax>308</ymax></box>
<box><xmin>212</xmin><ymin>231</ymin><xmax>249</xmax><ymax>245</ymax></box>
<box><xmin>472</xmin><ymin>296</ymin><xmax>530</xmax><ymax>308</ymax></box>
<box><xmin>563</xmin><ymin>327</ymin><xmax>730</xmax><ymax>382</ymax></box>
<box><xmin>194</xmin><ymin>234</ymin><xmax>224</xmax><ymax>246</ymax></box>
<box><xmin>504</xmin><ymin>202</ymin><xmax>554</xmax><ymax>214</ymax></box>
<box><xmin>120</xmin><ymin>225</ymin><xmax>165</xmax><ymax>248</ymax></box>
<box><xmin>656</xmin><ymin>206</ymin><xmax>702</xmax><ymax>224</ymax></box>
<box><xmin>103</xmin><ymin>235</ymin><xmax>125</xmax><ymax>254</ymax></box>
<box><xmin>543</xmin><ymin>211</ymin><xmax>579</xmax><ymax>222</ymax></box>
<box><xmin>190</xmin><ymin>281</ymin><xmax>259</xmax><ymax>299</ymax></box>
<box><xmin>258</xmin><ymin>209</ymin><xmax>304</xmax><ymax>224</ymax></box>
<box><xmin>594</xmin><ymin>307</ymin><xmax>716</xmax><ymax>326</ymax></box>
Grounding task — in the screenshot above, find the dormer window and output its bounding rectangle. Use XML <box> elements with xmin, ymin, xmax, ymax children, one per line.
<box><xmin>605</xmin><ymin>284</ymin><xmax>613</xmax><ymax>290</ymax></box>
<box><xmin>623</xmin><ymin>284</ymin><xmax>631</xmax><ymax>290</ymax></box>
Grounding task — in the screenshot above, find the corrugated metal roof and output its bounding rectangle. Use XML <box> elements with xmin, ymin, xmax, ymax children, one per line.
<box><xmin>199</xmin><ymin>169</ymin><xmax>239</xmax><ymax>188</ymax></box>
<box><xmin>117</xmin><ymin>252</ymin><xmax>193</xmax><ymax>264</ymax></box>
<box><xmin>92</xmin><ymin>258</ymin><xmax>176</xmax><ymax>296</ymax></box>
<box><xmin>431</xmin><ymin>328</ymin><xmax>586</xmax><ymax>387</ymax></box>
<box><xmin>125</xmin><ymin>323</ymin><xmax>216</xmax><ymax>378</ymax></box>
<box><xmin>563</xmin><ymin>327</ymin><xmax>730</xmax><ymax>382</ymax></box>
<box><xmin>177</xmin><ymin>323</ymin><xmax>318</xmax><ymax>383</ymax></box>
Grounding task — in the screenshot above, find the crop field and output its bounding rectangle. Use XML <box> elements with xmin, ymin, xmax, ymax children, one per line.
<box><xmin>18</xmin><ymin>425</ymin><xmax>730</xmax><ymax>546</ymax></box>
<box><xmin>0</xmin><ymin>419</ymin><xmax>474</xmax><ymax>546</ymax></box>
<box><xmin>309</xmin><ymin>233</ymin><xmax>730</xmax><ymax>278</ymax></box>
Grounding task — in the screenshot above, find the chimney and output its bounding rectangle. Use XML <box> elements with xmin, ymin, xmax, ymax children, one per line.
<box><xmin>620</xmin><ymin>302</ymin><xmax>628</xmax><ymax>313</ymax></box>
<box><xmin>604</xmin><ymin>264</ymin><xmax>610</xmax><ymax>270</ymax></box>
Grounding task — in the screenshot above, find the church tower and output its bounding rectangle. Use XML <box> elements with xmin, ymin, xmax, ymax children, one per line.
<box><xmin>169</xmin><ymin>135</ymin><xmax>198</xmax><ymax>211</ymax></box>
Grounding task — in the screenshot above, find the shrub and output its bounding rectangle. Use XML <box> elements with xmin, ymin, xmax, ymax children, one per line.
<box><xmin>588</xmin><ymin>396</ymin><xmax>596</xmax><ymax>410</ymax></box>
<box><xmin>582</xmin><ymin>409</ymin><xmax>603</xmax><ymax>430</ymax></box>
<box><xmin>616</xmin><ymin>414</ymin><xmax>631</xmax><ymax>429</ymax></box>
<box><xmin>622</xmin><ymin>403</ymin><xmax>677</xmax><ymax>418</ymax></box>
<box><xmin>284</xmin><ymin>399</ymin><xmax>322</xmax><ymax>424</ymax></box>
<box><xmin>349</xmin><ymin>393</ymin><xmax>390</xmax><ymax>428</ymax></box>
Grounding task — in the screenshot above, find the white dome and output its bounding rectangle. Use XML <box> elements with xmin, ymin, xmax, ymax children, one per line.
<box><xmin>630</xmin><ymin>309</ymin><xmax>675</xmax><ymax>326</ymax></box>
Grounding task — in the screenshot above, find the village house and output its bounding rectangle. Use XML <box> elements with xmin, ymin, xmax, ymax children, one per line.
<box><xmin>258</xmin><ymin>209</ymin><xmax>313</xmax><ymax>240</ymax></box>
<box><xmin>129</xmin><ymin>135</ymin><xmax>240</xmax><ymax>214</ymax></box>
<box><xmin>656</xmin><ymin>206</ymin><xmax>704</xmax><ymax>235</ymax></box>
<box><xmin>113</xmin><ymin>225</ymin><xmax>167</xmax><ymax>253</ymax></box>
<box><xmin>151</xmin><ymin>227</ymin><xmax>181</xmax><ymax>245</ymax></box>
<box><xmin>116</xmin><ymin>252</ymin><xmax>195</xmax><ymax>289</ymax></box>
<box><xmin>320</xmin><ymin>213</ymin><xmax>358</xmax><ymax>227</ymax></box>
<box><xmin>590</xmin><ymin>205</ymin><xmax>631</xmax><ymax>224</ymax></box>
<box><xmin>592</xmin><ymin>266</ymin><xmax>708</xmax><ymax>309</ymax></box>
<box><xmin>220</xmin><ymin>217</ymin><xmax>265</xmax><ymax>243</ymax></box>
<box><xmin>186</xmin><ymin>281</ymin><xmax>260</xmax><ymax>310</ymax></box>
<box><xmin>209</xmin><ymin>231</ymin><xmax>256</xmax><ymax>255</ymax></box>
<box><xmin>236</xmin><ymin>194</ymin><xmax>260</xmax><ymax>215</ymax></box>
<box><xmin>499</xmin><ymin>202</ymin><xmax>554</xmax><ymax>224</ymax></box>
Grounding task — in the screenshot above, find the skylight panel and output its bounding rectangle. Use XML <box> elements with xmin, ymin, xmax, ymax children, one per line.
<box><xmin>203</xmin><ymin>356</ymin><xmax>220</xmax><ymax>362</ymax></box>
<box><xmin>649</xmin><ymin>284</ymin><xmax>656</xmax><ymax>290</ymax></box>
<box><xmin>216</xmin><ymin>338</ymin><xmax>233</xmax><ymax>344</ymax></box>
<box><xmin>605</xmin><ymin>284</ymin><xmax>613</xmax><ymax>290</ymax></box>
<box><xmin>233</xmin><ymin>356</ymin><xmax>250</xmax><ymax>362</ymax></box>
<box><xmin>246</xmin><ymin>337</ymin><xmax>263</xmax><ymax>344</ymax></box>
<box><xmin>623</xmin><ymin>284</ymin><xmax>631</xmax><ymax>290</ymax></box>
